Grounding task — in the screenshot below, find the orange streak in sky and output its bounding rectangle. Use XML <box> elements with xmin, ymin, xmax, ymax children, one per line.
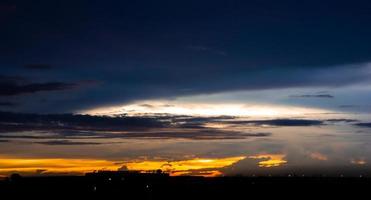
<box><xmin>0</xmin><ymin>156</ymin><xmax>245</xmax><ymax>177</ymax></box>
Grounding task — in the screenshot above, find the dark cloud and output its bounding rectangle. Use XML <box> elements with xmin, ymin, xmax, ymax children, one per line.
<box><xmin>355</xmin><ymin>123</ymin><xmax>371</xmax><ymax>128</ymax></box>
<box><xmin>0</xmin><ymin>111</ymin><xmax>168</xmax><ymax>132</ymax></box>
<box><xmin>0</xmin><ymin>112</ymin><xmax>359</xmax><ymax>141</ymax></box>
<box><xmin>290</xmin><ymin>94</ymin><xmax>334</xmax><ymax>98</ymax></box>
<box><xmin>0</xmin><ymin>111</ymin><xmax>363</xmax><ymax>141</ymax></box>
<box><xmin>0</xmin><ymin>112</ymin><xmax>271</xmax><ymax>140</ymax></box>
<box><xmin>0</xmin><ymin>76</ymin><xmax>77</xmax><ymax>96</ymax></box>
<box><xmin>1</xmin><ymin>111</ymin><xmax>356</xmax><ymax>141</ymax></box>
<box><xmin>24</xmin><ymin>64</ymin><xmax>53</xmax><ymax>70</ymax></box>
<box><xmin>35</xmin><ymin>140</ymin><xmax>101</xmax><ymax>145</ymax></box>
<box><xmin>339</xmin><ymin>105</ymin><xmax>361</xmax><ymax>109</ymax></box>
<box><xmin>222</xmin><ymin>119</ymin><xmax>324</xmax><ymax>127</ymax></box>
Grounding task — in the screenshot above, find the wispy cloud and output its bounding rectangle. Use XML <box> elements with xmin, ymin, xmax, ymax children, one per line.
<box><xmin>290</xmin><ymin>94</ymin><xmax>334</xmax><ymax>98</ymax></box>
<box><xmin>221</xmin><ymin>119</ymin><xmax>324</xmax><ymax>126</ymax></box>
<box><xmin>35</xmin><ymin>140</ymin><xmax>102</xmax><ymax>146</ymax></box>
<box><xmin>0</xmin><ymin>75</ymin><xmax>77</xmax><ymax>96</ymax></box>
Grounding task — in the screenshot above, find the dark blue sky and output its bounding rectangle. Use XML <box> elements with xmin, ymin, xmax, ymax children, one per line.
<box><xmin>1</xmin><ymin>0</ymin><xmax>371</xmax><ymax>113</ymax></box>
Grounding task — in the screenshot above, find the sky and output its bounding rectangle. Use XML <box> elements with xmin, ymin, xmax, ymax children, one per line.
<box><xmin>1</xmin><ymin>0</ymin><xmax>371</xmax><ymax>113</ymax></box>
<box><xmin>1</xmin><ymin>0</ymin><xmax>371</xmax><ymax>177</ymax></box>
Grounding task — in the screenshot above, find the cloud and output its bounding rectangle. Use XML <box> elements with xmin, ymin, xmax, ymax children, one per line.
<box><xmin>0</xmin><ymin>112</ymin><xmax>271</xmax><ymax>140</ymax></box>
<box><xmin>290</xmin><ymin>94</ymin><xmax>334</xmax><ymax>98</ymax></box>
<box><xmin>222</xmin><ymin>119</ymin><xmax>324</xmax><ymax>126</ymax></box>
<box><xmin>338</xmin><ymin>105</ymin><xmax>361</xmax><ymax>109</ymax></box>
<box><xmin>0</xmin><ymin>75</ymin><xmax>77</xmax><ymax>96</ymax></box>
<box><xmin>35</xmin><ymin>140</ymin><xmax>101</xmax><ymax>145</ymax></box>
<box><xmin>38</xmin><ymin>63</ymin><xmax>371</xmax><ymax>113</ymax></box>
<box><xmin>355</xmin><ymin>123</ymin><xmax>371</xmax><ymax>128</ymax></box>
<box><xmin>0</xmin><ymin>111</ymin><xmax>169</xmax><ymax>132</ymax></box>
<box><xmin>324</xmin><ymin>119</ymin><xmax>359</xmax><ymax>123</ymax></box>
<box><xmin>0</xmin><ymin>112</ymin><xmax>362</xmax><ymax>141</ymax></box>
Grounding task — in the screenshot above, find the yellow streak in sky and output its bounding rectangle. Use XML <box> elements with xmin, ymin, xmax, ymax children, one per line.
<box><xmin>0</xmin><ymin>156</ymin><xmax>245</xmax><ymax>177</ymax></box>
<box><xmin>249</xmin><ymin>154</ymin><xmax>287</xmax><ymax>168</ymax></box>
<box><xmin>123</xmin><ymin>157</ymin><xmax>246</xmax><ymax>175</ymax></box>
<box><xmin>0</xmin><ymin>158</ymin><xmax>119</xmax><ymax>174</ymax></box>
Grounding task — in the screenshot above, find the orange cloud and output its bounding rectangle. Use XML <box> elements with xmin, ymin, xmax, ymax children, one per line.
<box><xmin>123</xmin><ymin>157</ymin><xmax>246</xmax><ymax>176</ymax></box>
<box><xmin>249</xmin><ymin>154</ymin><xmax>287</xmax><ymax>167</ymax></box>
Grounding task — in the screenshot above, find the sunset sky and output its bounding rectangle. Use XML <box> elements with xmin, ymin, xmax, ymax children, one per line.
<box><xmin>1</xmin><ymin>0</ymin><xmax>371</xmax><ymax>177</ymax></box>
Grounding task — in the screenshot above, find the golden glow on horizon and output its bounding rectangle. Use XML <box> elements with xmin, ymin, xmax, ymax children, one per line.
<box><xmin>0</xmin><ymin>156</ymin><xmax>245</xmax><ymax>177</ymax></box>
<box><xmin>0</xmin><ymin>158</ymin><xmax>119</xmax><ymax>174</ymax></box>
<box><xmin>81</xmin><ymin>100</ymin><xmax>331</xmax><ymax>117</ymax></box>
<box><xmin>123</xmin><ymin>157</ymin><xmax>245</xmax><ymax>176</ymax></box>
<box><xmin>249</xmin><ymin>154</ymin><xmax>287</xmax><ymax>168</ymax></box>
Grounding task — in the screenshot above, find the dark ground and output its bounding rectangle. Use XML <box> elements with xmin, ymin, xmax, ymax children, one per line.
<box><xmin>0</xmin><ymin>171</ymin><xmax>369</xmax><ymax>199</ymax></box>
